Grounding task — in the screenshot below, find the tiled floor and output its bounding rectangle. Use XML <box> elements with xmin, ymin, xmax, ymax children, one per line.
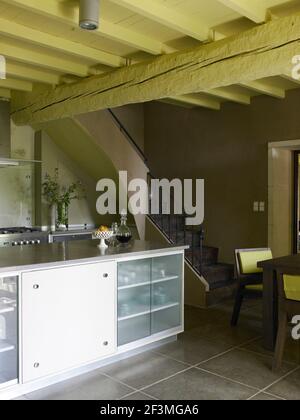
<box><xmin>20</xmin><ymin>298</ymin><xmax>300</xmax><ymax>401</ymax></box>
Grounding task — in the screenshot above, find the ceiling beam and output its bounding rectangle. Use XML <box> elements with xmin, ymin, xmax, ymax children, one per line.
<box><xmin>6</xmin><ymin>62</ymin><xmax>60</xmax><ymax>85</ymax></box>
<box><xmin>281</xmin><ymin>72</ymin><xmax>300</xmax><ymax>85</ymax></box>
<box><xmin>167</xmin><ymin>95</ymin><xmax>221</xmax><ymax>110</ymax></box>
<box><xmin>1</xmin><ymin>0</ymin><xmax>168</xmax><ymax>55</ymax></box>
<box><xmin>0</xmin><ymin>40</ymin><xmax>89</xmax><ymax>77</ymax></box>
<box><xmin>239</xmin><ymin>81</ymin><xmax>286</xmax><ymax>99</ymax></box>
<box><xmin>110</xmin><ymin>0</ymin><xmax>211</xmax><ymax>41</ymax></box>
<box><xmin>0</xmin><ymin>78</ymin><xmax>32</xmax><ymax>92</ymax></box>
<box><xmin>0</xmin><ymin>87</ymin><xmax>11</xmax><ymax>99</ymax></box>
<box><xmin>205</xmin><ymin>87</ymin><xmax>251</xmax><ymax>105</ymax></box>
<box><xmin>217</xmin><ymin>0</ymin><xmax>267</xmax><ymax>23</ymax></box>
<box><xmin>0</xmin><ymin>17</ymin><xmax>125</xmax><ymax>68</ymax></box>
<box><xmin>11</xmin><ymin>13</ymin><xmax>300</xmax><ymax>125</ymax></box>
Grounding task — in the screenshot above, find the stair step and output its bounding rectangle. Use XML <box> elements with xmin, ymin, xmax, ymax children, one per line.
<box><xmin>200</xmin><ymin>263</ymin><xmax>235</xmax><ymax>290</ymax></box>
<box><xmin>170</xmin><ymin>231</ymin><xmax>201</xmax><ymax>247</ymax></box>
<box><xmin>151</xmin><ymin>215</ymin><xmax>186</xmax><ymax>231</ymax></box>
<box><xmin>186</xmin><ymin>247</ymin><xmax>219</xmax><ymax>265</ymax></box>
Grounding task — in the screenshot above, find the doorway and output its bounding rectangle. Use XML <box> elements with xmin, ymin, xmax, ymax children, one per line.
<box><xmin>293</xmin><ymin>151</ymin><xmax>300</xmax><ymax>254</ymax></box>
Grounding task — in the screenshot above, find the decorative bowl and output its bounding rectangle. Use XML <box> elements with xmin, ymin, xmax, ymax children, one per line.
<box><xmin>93</xmin><ymin>230</ymin><xmax>114</xmax><ymax>249</ymax></box>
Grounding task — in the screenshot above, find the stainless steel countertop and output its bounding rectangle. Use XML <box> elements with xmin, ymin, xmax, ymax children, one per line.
<box><xmin>0</xmin><ymin>240</ymin><xmax>188</xmax><ymax>274</ymax></box>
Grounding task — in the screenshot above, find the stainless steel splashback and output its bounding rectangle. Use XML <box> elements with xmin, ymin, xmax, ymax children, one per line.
<box><xmin>0</xmin><ymin>101</ymin><xmax>10</xmax><ymax>159</ymax></box>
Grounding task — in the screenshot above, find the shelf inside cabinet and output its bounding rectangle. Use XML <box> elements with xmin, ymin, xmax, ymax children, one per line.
<box><xmin>0</xmin><ymin>305</ymin><xmax>15</xmax><ymax>315</ymax></box>
<box><xmin>118</xmin><ymin>302</ymin><xmax>180</xmax><ymax>322</ymax></box>
<box><xmin>118</xmin><ymin>281</ymin><xmax>151</xmax><ymax>291</ymax></box>
<box><xmin>0</xmin><ymin>341</ymin><xmax>15</xmax><ymax>354</ymax></box>
<box><xmin>152</xmin><ymin>275</ymin><xmax>179</xmax><ymax>284</ymax></box>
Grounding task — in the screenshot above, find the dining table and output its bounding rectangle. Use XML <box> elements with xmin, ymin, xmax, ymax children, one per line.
<box><xmin>258</xmin><ymin>253</ymin><xmax>300</xmax><ymax>351</ymax></box>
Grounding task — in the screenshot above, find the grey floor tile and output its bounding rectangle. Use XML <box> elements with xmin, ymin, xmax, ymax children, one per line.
<box><xmin>186</xmin><ymin>321</ymin><xmax>260</xmax><ymax>346</ymax></box>
<box><xmin>199</xmin><ymin>349</ymin><xmax>296</xmax><ymax>389</ymax></box>
<box><xmin>155</xmin><ymin>333</ymin><xmax>232</xmax><ymax>365</ymax></box>
<box><xmin>250</xmin><ymin>392</ymin><xmax>284</xmax><ymax>401</ymax></box>
<box><xmin>13</xmin><ymin>396</ymin><xmax>29</xmax><ymax>400</ymax></box>
<box><xmin>100</xmin><ymin>351</ymin><xmax>187</xmax><ymax>390</ymax></box>
<box><xmin>144</xmin><ymin>368</ymin><xmax>255</xmax><ymax>400</ymax></box>
<box><xmin>25</xmin><ymin>371</ymin><xmax>133</xmax><ymax>400</ymax></box>
<box><xmin>121</xmin><ymin>392</ymin><xmax>155</xmax><ymax>400</ymax></box>
<box><xmin>240</xmin><ymin>336</ymin><xmax>300</xmax><ymax>365</ymax></box>
<box><xmin>266</xmin><ymin>368</ymin><xmax>300</xmax><ymax>400</ymax></box>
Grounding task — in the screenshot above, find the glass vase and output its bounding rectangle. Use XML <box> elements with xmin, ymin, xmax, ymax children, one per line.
<box><xmin>56</xmin><ymin>201</ymin><xmax>69</xmax><ymax>231</ymax></box>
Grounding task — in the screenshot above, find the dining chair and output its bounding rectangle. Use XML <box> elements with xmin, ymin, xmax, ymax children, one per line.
<box><xmin>273</xmin><ymin>269</ymin><xmax>300</xmax><ymax>371</ymax></box>
<box><xmin>231</xmin><ymin>248</ymin><xmax>273</xmax><ymax>327</ymax></box>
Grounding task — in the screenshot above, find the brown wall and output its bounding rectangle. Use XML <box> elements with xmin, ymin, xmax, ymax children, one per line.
<box><xmin>144</xmin><ymin>89</ymin><xmax>300</xmax><ymax>263</ymax></box>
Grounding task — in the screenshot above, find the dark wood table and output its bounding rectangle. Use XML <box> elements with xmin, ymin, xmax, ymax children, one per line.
<box><xmin>258</xmin><ymin>254</ymin><xmax>300</xmax><ymax>351</ymax></box>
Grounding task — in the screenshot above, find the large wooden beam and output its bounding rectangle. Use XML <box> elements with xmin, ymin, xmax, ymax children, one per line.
<box><xmin>12</xmin><ymin>13</ymin><xmax>300</xmax><ymax>125</ymax></box>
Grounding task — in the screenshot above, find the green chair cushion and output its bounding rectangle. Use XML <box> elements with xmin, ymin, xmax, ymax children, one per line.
<box><xmin>246</xmin><ymin>284</ymin><xmax>263</xmax><ymax>292</ymax></box>
<box><xmin>283</xmin><ymin>275</ymin><xmax>300</xmax><ymax>302</ymax></box>
<box><xmin>239</xmin><ymin>250</ymin><xmax>273</xmax><ymax>275</ymax></box>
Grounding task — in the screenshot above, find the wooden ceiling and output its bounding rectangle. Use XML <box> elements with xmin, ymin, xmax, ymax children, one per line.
<box><xmin>1</xmin><ymin>0</ymin><xmax>300</xmax><ymax>110</ymax></box>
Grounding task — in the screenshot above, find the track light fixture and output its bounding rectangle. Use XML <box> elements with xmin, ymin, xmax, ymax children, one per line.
<box><xmin>79</xmin><ymin>0</ymin><xmax>100</xmax><ymax>31</ymax></box>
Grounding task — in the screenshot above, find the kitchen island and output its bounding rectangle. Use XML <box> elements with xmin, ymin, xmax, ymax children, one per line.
<box><xmin>0</xmin><ymin>240</ymin><xmax>187</xmax><ymax>399</ymax></box>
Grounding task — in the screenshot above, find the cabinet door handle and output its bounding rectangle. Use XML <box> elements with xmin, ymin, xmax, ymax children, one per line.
<box><xmin>33</xmin><ymin>284</ymin><xmax>40</xmax><ymax>290</ymax></box>
<box><xmin>103</xmin><ymin>341</ymin><xmax>109</xmax><ymax>346</ymax></box>
<box><xmin>103</xmin><ymin>273</ymin><xmax>109</xmax><ymax>278</ymax></box>
<box><xmin>34</xmin><ymin>363</ymin><xmax>40</xmax><ymax>368</ymax></box>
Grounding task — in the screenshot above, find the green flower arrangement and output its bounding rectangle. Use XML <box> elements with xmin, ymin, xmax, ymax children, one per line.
<box><xmin>42</xmin><ymin>168</ymin><xmax>85</xmax><ymax>230</ymax></box>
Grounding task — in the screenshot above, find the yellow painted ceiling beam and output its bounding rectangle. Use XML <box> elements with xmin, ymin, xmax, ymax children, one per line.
<box><xmin>0</xmin><ymin>17</ymin><xmax>125</xmax><ymax>68</ymax></box>
<box><xmin>0</xmin><ymin>87</ymin><xmax>11</xmax><ymax>99</ymax></box>
<box><xmin>0</xmin><ymin>40</ymin><xmax>89</xmax><ymax>77</ymax></box>
<box><xmin>1</xmin><ymin>0</ymin><xmax>167</xmax><ymax>55</ymax></box>
<box><xmin>0</xmin><ymin>78</ymin><xmax>32</xmax><ymax>92</ymax></box>
<box><xmin>110</xmin><ymin>0</ymin><xmax>211</xmax><ymax>41</ymax></box>
<box><xmin>6</xmin><ymin>62</ymin><xmax>60</xmax><ymax>85</ymax></box>
<box><xmin>168</xmin><ymin>95</ymin><xmax>221</xmax><ymax>110</ymax></box>
<box><xmin>12</xmin><ymin>13</ymin><xmax>300</xmax><ymax>125</ymax></box>
<box><xmin>281</xmin><ymin>73</ymin><xmax>300</xmax><ymax>85</ymax></box>
<box><xmin>205</xmin><ymin>87</ymin><xmax>251</xmax><ymax>105</ymax></box>
<box><xmin>217</xmin><ymin>0</ymin><xmax>267</xmax><ymax>23</ymax></box>
<box><xmin>239</xmin><ymin>80</ymin><xmax>286</xmax><ymax>99</ymax></box>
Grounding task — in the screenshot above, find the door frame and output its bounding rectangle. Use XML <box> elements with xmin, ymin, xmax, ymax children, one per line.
<box><xmin>293</xmin><ymin>150</ymin><xmax>300</xmax><ymax>254</ymax></box>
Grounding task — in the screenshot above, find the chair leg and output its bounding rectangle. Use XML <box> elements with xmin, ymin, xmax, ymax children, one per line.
<box><xmin>273</xmin><ymin>311</ymin><xmax>288</xmax><ymax>372</ymax></box>
<box><xmin>231</xmin><ymin>286</ymin><xmax>244</xmax><ymax>327</ymax></box>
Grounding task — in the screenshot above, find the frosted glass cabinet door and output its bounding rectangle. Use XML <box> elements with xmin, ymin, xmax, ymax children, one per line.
<box><xmin>0</xmin><ymin>276</ymin><xmax>18</xmax><ymax>386</ymax></box>
<box><xmin>151</xmin><ymin>255</ymin><xmax>183</xmax><ymax>335</ymax></box>
<box><xmin>118</xmin><ymin>259</ymin><xmax>151</xmax><ymax>346</ymax></box>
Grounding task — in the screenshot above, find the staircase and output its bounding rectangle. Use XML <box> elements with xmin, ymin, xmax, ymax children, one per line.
<box><xmin>107</xmin><ymin>109</ymin><xmax>236</xmax><ymax>303</ymax></box>
<box><xmin>150</xmin><ymin>214</ymin><xmax>235</xmax><ymax>292</ymax></box>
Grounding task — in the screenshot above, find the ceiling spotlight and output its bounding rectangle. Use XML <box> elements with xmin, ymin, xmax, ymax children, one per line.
<box><xmin>79</xmin><ymin>0</ymin><xmax>100</xmax><ymax>30</ymax></box>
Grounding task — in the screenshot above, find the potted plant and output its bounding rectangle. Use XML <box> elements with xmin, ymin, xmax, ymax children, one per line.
<box><xmin>42</xmin><ymin>168</ymin><xmax>85</xmax><ymax>231</ymax></box>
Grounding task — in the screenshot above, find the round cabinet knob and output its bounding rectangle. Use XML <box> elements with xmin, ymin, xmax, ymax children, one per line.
<box><xmin>33</xmin><ymin>284</ymin><xmax>40</xmax><ymax>290</ymax></box>
<box><xmin>103</xmin><ymin>341</ymin><xmax>109</xmax><ymax>346</ymax></box>
<box><xmin>103</xmin><ymin>273</ymin><xmax>109</xmax><ymax>278</ymax></box>
<box><xmin>34</xmin><ymin>363</ymin><xmax>40</xmax><ymax>368</ymax></box>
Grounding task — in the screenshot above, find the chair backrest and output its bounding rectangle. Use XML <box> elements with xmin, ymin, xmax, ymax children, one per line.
<box><xmin>277</xmin><ymin>268</ymin><xmax>300</xmax><ymax>302</ymax></box>
<box><xmin>235</xmin><ymin>248</ymin><xmax>273</xmax><ymax>278</ymax></box>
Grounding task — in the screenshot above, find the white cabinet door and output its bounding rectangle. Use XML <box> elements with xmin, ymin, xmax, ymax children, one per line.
<box><xmin>21</xmin><ymin>262</ymin><xmax>116</xmax><ymax>383</ymax></box>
